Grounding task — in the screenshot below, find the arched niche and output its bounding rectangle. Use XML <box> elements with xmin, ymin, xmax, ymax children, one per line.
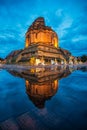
<box><xmin>52</xmin><ymin>36</ymin><xmax>58</xmax><ymax>48</ymax></box>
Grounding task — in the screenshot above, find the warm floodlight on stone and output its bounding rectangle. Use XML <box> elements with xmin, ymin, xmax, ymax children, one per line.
<box><xmin>3</xmin><ymin>17</ymin><xmax>77</xmax><ymax>65</ymax></box>
<box><xmin>25</xmin><ymin>17</ymin><xmax>58</xmax><ymax>48</ymax></box>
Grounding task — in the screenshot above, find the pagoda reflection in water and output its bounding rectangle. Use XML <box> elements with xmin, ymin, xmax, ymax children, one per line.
<box><xmin>8</xmin><ymin>66</ymin><xmax>71</xmax><ymax>109</ymax></box>
<box><xmin>26</xmin><ymin>78</ymin><xmax>58</xmax><ymax>109</ymax></box>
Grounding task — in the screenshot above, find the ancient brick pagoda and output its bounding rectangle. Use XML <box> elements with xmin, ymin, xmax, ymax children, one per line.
<box><xmin>24</xmin><ymin>17</ymin><xmax>71</xmax><ymax>65</ymax></box>
<box><xmin>25</xmin><ymin>17</ymin><xmax>58</xmax><ymax>48</ymax></box>
<box><xmin>5</xmin><ymin>17</ymin><xmax>75</xmax><ymax>65</ymax></box>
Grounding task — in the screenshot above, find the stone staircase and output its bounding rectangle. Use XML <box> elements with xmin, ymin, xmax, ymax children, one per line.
<box><xmin>0</xmin><ymin>110</ymin><xmax>47</xmax><ymax>130</ymax></box>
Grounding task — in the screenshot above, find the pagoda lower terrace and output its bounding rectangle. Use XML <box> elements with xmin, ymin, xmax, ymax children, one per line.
<box><xmin>4</xmin><ymin>43</ymin><xmax>73</xmax><ymax>65</ymax></box>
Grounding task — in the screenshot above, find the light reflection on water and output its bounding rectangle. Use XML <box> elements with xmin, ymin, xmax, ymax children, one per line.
<box><xmin>0</xmin><ymin>66</ymin><xmax>87</xmax><ymax>130</ymax></box>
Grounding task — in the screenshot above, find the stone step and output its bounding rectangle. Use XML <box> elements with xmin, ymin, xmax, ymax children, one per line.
<box><xmin>0</xmin><ymin>118</ymin><xmax>19</xmax><ymax>130</ymax></box>
<box><xmin>0</xmin><ymin>110</ymin><xmax>47</xmax><ymax>130</ymax></box>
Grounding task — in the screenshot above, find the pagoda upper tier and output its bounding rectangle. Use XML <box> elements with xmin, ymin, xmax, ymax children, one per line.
<box><xmin>25</xmin><ymin>17</ymin><xmax>58</xmax><ymax>48</ymax></box>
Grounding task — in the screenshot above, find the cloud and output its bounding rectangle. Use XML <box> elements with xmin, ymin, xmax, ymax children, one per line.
<box><xmin>56</xmin><ymin>6</ymin><xmax>87</xmax><ymax>56</ymax></box>
<box><xmin>0</xmin><ymin>39</ymin><xmax>24</xmax><ymax>58</ymax></box>
<box><xmin>56</xmin><ymin>9</ymin><xmax>65</xmax><ymax>17</ymax></box>
<box><xmin>0</xmin><ymin>27</ymin><xmax>26</xmax><ymax>42</ymax></box>
<box><xmin>56</xmin><ymin>16</ymin><xmax>73</xmax><ymax>39</ymax></box>
<box><xmin>0</xmin><ymin>28</ymin><xmax>25</xmax><ymax>58</ymax></box>
<box><xmin>72</xmin><ymin>36</ymin><xmax>87</xmax><ymax>42</ymax></box>
<box><xmin>0</xmin><ymin>0</ymin><xmax>87</xmax><ymax>58</ymax></box>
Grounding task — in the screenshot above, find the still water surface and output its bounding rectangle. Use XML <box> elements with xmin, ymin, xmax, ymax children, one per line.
<box><xmin>0</xmin><ymin>66</ymin><xmax>87</xmax><ymax>130</ymax></box>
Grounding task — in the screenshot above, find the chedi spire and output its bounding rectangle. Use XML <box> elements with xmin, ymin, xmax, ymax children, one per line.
<box><xmin>29</xmin><ymin>17</ymin><xmax>45</xmax><ymax>30</ymax></box>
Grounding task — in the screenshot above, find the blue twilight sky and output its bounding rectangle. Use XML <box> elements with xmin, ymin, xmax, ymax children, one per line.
<box><xmin>0</xmin><ymin>0</ymin><xmax>87</xmax><ymax>58</ymax></box>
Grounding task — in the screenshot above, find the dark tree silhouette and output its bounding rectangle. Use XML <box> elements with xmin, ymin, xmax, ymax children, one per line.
<box><xmin>81</xmin><ymin>55</ymin><xmax>87</xmax><ymax>62</ymax></box>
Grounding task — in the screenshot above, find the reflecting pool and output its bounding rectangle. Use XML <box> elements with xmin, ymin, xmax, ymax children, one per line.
<box><xmin>0</xmin><ymin>65</ymin><xmax>87</xmax><ymax>130</ymax></box>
